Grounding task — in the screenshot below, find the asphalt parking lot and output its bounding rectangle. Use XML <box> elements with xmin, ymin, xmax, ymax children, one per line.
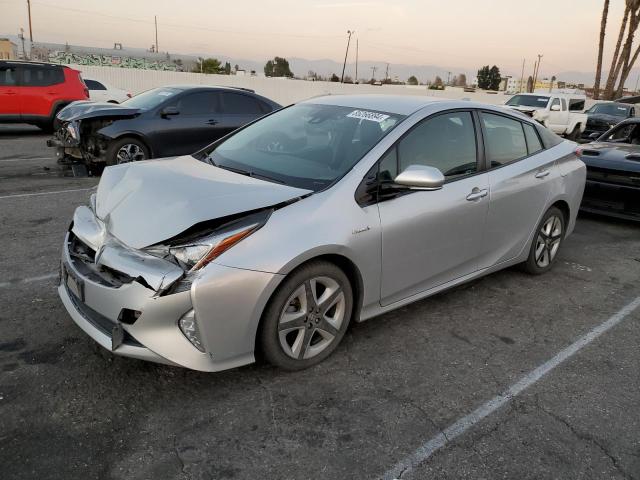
<box><xmin>0</xmin><ymin>124</ymin><xmax>639</xmax><ymax>480</ymax></box>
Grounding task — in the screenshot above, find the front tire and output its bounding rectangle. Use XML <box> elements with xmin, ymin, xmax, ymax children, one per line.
<box><xmin>259</xmin><ymin>261</ymin><xmax>353</xmax><ymax>370</ymax></box>
<box><xmin>522</xmin><ymin>206</ymin><xmax>565</xmax><ymax>275</ymax></box>
<box><xmin>105</xmin><ymin>137</ymin><xmax>150</xmax><ymax>166</ymax></box>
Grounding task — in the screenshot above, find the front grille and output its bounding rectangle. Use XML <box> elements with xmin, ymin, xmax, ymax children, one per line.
<box><xmin>66</xmin><ymin>284</ymin><xmax>143</xmax><ymax>347</ymax></box>
<box><xmin>68</xmin><ymin>232</ymin><xmax>133</xmax><ymax>288</ymax></box>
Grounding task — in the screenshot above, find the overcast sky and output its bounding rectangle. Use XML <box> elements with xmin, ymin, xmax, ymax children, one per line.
<box><xmin>0</xmin><ymin>0</ymin><xmax>626</xmax><ymax>75</ymax></box>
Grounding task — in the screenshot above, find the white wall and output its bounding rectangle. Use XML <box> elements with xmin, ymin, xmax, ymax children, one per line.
<box><xmin>72</xmin><ymin>64</ymin><xmax>513</xmax><ymax>106</ymax></box>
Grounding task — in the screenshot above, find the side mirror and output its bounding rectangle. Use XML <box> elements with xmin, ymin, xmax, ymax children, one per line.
<box><xmin>161</xmin><ymin>106</ymin><xmax>179</xmax><ymax>118</ymax></box>
<box><xmin>394</xmin><ymin>165</ymin><xmax>445</xmax><ymax>190</ymax></box>
<box><xmin>588</xmin><ymin>132</ymin><xmax>600</xmax><ymax>140</ymax></box>
<box><xmin>550</xmin><ymin>104</ymin><xmax>561</xmax><ymax>112</ymax></box>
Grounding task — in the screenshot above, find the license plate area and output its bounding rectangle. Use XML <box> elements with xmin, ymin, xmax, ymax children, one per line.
<box><xmin>64</xmin><ymin>262</ymin><xmax>85</xmax><ymax>301</ymax></box>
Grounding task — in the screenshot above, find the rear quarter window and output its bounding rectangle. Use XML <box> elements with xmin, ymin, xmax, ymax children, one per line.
<box><xmin>535</xmin><ymin>123</ymin><xmax>564</xmax><ymax>148</ymax></box>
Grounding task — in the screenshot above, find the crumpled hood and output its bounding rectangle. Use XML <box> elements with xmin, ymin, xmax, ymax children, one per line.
<box><xmin>57</xmin><ymin>100</ymin><xmax>141</xmax><ymax>122</ymax></box>
<box><xmin>95</xmin><ymin>155</ymin><xmax>312</xmax><ymax>249</ymax></box>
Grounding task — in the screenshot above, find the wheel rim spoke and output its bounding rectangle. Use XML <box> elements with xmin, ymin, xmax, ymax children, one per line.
<box><xmin>278</xmin><ymin>275</ymin><xmax>346</xmax><ymax>361</ymax></box>
<box><xmin>317</xmin><ymin>318</ymin><xmax>339</xmax><ymax>337</ymax></box>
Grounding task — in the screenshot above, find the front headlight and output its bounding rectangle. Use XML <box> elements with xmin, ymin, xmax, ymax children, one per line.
<box><xmin>169</xmin><ymin>210</ymin><xmax>270</xmax><ymax>271</ymax></box>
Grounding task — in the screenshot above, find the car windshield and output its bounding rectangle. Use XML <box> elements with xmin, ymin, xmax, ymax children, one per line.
<box><xmin>505</xmin><ymin>95</ymin><xmax>551</xmax><ymax>108</ymax></box>
<box><xmin>600</xmin><ymin>122</ymin><xmax>640</xmax><ymax>143</ymax></box>
<box><xmin>586</xmin><ymin>103</ymin><xmax>631</xmax><ymax>117</ymax></box>
<box><xmin>201</xmin><ymin>103</ymin><xmax>404</xmax><ymax>191</ymax></box>
<box><xmin>121</xmin><ymin>88</ymin><xmax>180</xmax><ymax>110</ymax></box>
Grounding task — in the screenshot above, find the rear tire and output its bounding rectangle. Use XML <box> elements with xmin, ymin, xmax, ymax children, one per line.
<box><xmin>567</xmin><ymin>124</ymin><xmax>581</xmax><ymax>141</ymax></box>
<box><xmin>105</xmin><ymin>137</ymin><xmax>150</xmax><ymax>166</ymax></box>
<box><xmin>259</xmin><ymin>261</ymin><xmax>353</xmax><ymax>370</ymax></box>
<box><xmin>521</xmin><ymin>206</ymin><xmax>565</xmax><ymax>275</ymax></box>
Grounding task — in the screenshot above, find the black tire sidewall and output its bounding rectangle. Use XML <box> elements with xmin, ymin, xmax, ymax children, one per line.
<box><xmin>523</xmin><ymin>206</ymin><xmax>565</xmax><ymax>275</ymax></box>
<box><xmin>259</xmin><ymin>261</ymin><xmax>353</xmax><ymax>371</ymax></box>
<box><xmin>106</xmin><ymin>137</ymin><xmax>150</xmax><ymax>166</ymax></box>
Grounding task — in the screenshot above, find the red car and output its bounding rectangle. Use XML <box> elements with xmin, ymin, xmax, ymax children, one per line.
<box><xmin>0</xmin><ymin>60</ymin><xmax>89</xmax><ymax>132</ymax></box>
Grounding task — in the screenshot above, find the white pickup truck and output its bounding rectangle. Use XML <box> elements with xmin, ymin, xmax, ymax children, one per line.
<box><xmin>504</xmin><ymin>93</ymin><xmax>588</xmax><ymax>141</ymax></box>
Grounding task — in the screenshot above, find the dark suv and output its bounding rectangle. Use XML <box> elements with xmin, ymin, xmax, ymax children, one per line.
<box><xmin>0</xmin><ymin>61</ymin><xmax>89</xmax><ymax>131</ymax></box>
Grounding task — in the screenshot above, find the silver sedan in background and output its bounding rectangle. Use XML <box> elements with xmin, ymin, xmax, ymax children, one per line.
<box><xmin>58</xmin><ymin>95</ymin><xmax>586</xmax><ymax>371</ymax></box>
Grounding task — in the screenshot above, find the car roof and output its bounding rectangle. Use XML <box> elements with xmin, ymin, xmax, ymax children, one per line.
<box><xmin>300</xmin><ymin>94</ymin><xmax>452</xmax><ymax>116</ymax></box>
<box><xmin>512</xmin><ymin>92</ymin><xmax>586</xmax><ymax>99</ymax></box>
<box><xmin>160</xmin><ymin>84</ymin><xmax>256</xmax><ymax>94</ymax></box>
<box><xmin>299</xmin><ymin>94</ymin><xmax>536</xmax><ymax>118</ymax></box>
<box><xmin>0</xmin><ymin>59</ymin><xmax>68</xmax><ymax>68</ymax></box>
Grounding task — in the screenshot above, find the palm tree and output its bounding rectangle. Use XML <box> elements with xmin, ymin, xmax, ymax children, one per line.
<box><xmin>603</xmin><ymin>3</ymin><xmax>631</xmax><ymax>99</ymax></box>
<box><xmin>593</xmin><ymin>0</ymin><xmax>610</xmax><ymax>99</ymax></box>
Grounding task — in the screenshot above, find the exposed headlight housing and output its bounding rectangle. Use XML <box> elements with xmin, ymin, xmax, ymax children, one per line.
<box><xmin>66</xmin><ymin>122</ymin><xmax>79</xmax><ymax>140</ymax></box>
<box><xmin>168</xmin><ymin>210</ymin><xmax>270</xmax><ymax>272</ymax></box>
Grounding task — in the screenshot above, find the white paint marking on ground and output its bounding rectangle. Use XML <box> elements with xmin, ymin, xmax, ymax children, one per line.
<box><xmin>0</xmin><ymin>157</ymin><xmax>54</xmax><ymax>163</ymax></box>
<box><xmin>0</xmin><ymin>273</ymin><xmax>58</xmax><ymax>289</ymax></box>
<box><xmin>0</xmin><ymin>187</ymin><xmax>95</xmax><ymax>200</ymax></box>
<box><xmin>382</xmin><ymin>294</ymin><xmax>640</xmax><ymax>480</ymax></box>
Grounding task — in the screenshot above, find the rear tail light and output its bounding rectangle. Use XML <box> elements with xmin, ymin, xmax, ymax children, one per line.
<box><xmin>127</xmin><ymin>93</ymin><xmax>132</xmax><ymax>98</ymax></box>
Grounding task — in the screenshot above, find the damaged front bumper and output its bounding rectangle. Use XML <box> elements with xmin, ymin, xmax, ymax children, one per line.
<box><xmin>58</xmin><ymin>205</ymin><xmax>282</xmax><ymax>371</ymax></box>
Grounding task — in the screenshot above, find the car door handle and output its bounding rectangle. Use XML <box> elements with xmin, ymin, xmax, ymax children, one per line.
<box><xmin>206</xmin><ymin>119</ymin><xmax>219</xmax><ymax>125</ymax></box>
<box><xmin>535</xmin><ymin>170</ymin><xmax>550</xmax><ymax>179</ymax></box>
<box><xmin>466</xmin><ymin>188</ymin><xmax>488</xmax><ymax>201</ymax></box>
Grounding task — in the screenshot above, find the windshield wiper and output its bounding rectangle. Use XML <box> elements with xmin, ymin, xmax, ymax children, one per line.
<box><xmin>216</xmin><ymin>164</ymin><xmax>285</xmax><ymax>185</ymax></box>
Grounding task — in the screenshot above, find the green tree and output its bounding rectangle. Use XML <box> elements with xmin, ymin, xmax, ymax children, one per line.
<box><xmin>193</xmin><ymin>58</ymin><xmax>221</xmax><ymax>74</ymax></box>
<box><xmin>330</xmin><ymin>73</ymin><xmax>340</xmax><ymax>82</ymax></box>
<box><xmin>264</xmin><ymin>56</ymin><xmax>294</xmax><ymax>77</ymax></box>
<box><xmin>477</xmin><ymin>65</ymin><xmax>501</xmax><ymax>90</ymax></box>
<box><xmin>407</xmin><ymin>75</ymin><xmax>419</xmax><ymax>85</ymax></box>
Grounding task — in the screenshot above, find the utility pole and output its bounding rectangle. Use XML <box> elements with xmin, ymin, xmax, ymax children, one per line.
<box><xmin>341</xmin><ymin>30</ymin><xmax>354</xmax><ymax>83</ymax></box>
<box><xmin>26</xmin><ymin>0</ymin><xmax>33</xmax><ymax>42</ymax></box>
<box><xmin>385</xmin><ymin>63</ymin><xmax>389</xmax><ymax>81</ymax></box>
<box><xmin>519</xmin><ymin>58</ymin><xmax>525</xmax><ymax>93</ymax></box>
<box><xmin>355</xmin><ymin>38</ymin><xmax>358</xmax><ymax>84</ymax></box>
<box><xmin>533</xmin><ymin>54</ymin><xmax>543</xmax><ymax>91</ymax></box>
<box><xmin>447</xmin><ymin>71</ymin><xmax>451</xmax><ymax>86</ymax></box>
<box><xmin>154</xmin><ymin>15</ymin><xmax>159</xmax><ymax>53</ymax></box>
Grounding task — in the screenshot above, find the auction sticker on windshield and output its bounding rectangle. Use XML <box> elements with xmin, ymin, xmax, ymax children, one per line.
<box><xmin>347</xmin><ymin>110</ymin><xmax>390</xmax><ymax>123</ymax></box>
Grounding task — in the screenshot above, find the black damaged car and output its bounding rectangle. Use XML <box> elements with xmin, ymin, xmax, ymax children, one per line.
<box><xmin>581</xmin><ymin>102</ymin><xmax>635</xmax><ymax>142</ymax></box>
<box><xmin>47</xmin><ymin>85</ymin><xmax>281</xmax><ymax>174</ymax></box>
<box><xmin>577</xmin><ymin>118</ymin><xmax>640</xmax><ymax>221</ymax></box>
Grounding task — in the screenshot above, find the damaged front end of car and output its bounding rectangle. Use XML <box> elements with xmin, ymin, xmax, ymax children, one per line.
<box><xmin>47</xmin><ymin>102</ymin><xmax>141</xmax><ymax>176</ymax></box>
<box><xmin>59</xmin><ymin>198</ymin><xmax>282</xmax><ymax>370</ymax></box>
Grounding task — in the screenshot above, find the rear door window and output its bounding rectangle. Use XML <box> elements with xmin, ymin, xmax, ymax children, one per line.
<box><xmin>0</xmin><ymin>65</ymin><xmax>17</xmax><ymax>85</ymax></box>
<box><xmin>523</xmin><ymin>123</ymin><xmax>543</xmax><ymax>154</ymax></box>
<box><xmin>219</xmin><ymin>92</ymin><xmax>263</xmax><ymax>114</ymax></box>
<box><xmin>480</xmin><ymin>112</ymin><xmax>528</xmax><ymax>166</ymax></box>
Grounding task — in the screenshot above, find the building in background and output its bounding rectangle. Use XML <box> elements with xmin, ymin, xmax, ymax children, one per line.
<box><xmin>0</xmin><ymin>38</ymin><xmax>17</xmax><ymax>59</ymax></box>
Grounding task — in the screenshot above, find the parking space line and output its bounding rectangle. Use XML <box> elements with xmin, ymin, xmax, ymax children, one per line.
<box><xmin>0</xmin><ymin>187</ymin><xmax>95</xmax><ymax>200</ymax></box>
<box><xmin>0</xmin><ymin>157</ymin><xmax>54</xmax><ymax>163</ymax></box>
<box><xmin>0</xmin><ymin>273</ymin><xmax>58</xmax><ymax>289</ymax></box>
<box><xmin>381</xmin><ymin>294</ymin><xmax>640</xmax><ymax>480</ymax></box>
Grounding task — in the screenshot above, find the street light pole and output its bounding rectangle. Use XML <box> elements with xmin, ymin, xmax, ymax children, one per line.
<box><xmin>355</xmin><ymin>38</ymin><xmax>358</xmax><ymax>84</ymax></box>
<box><xmin>341</xmin><ymin>30</ymin><xmax>354</xmax><ymax>83</ymax></box>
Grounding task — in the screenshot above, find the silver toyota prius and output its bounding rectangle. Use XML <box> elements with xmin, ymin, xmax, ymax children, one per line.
<box><xmin>58</xmin><ymin>95</ymin><xmax>586</xmax><ymax>371</ymax></box>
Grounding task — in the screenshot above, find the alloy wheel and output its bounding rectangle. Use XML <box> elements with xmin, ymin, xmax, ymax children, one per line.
<box><xmin>116</xmin><ymin>143</ymin><xmax>146</xmax><ymax>164</ymax></box>
<box><xmin>278</xmin><ymin>276</ymin><xmax>346</xmax><ymax>360</ymax></box>
<box><xmin>534</xmin><ymin>215</ymin><xmax>563</xmax><ymax>268</ymax></box>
